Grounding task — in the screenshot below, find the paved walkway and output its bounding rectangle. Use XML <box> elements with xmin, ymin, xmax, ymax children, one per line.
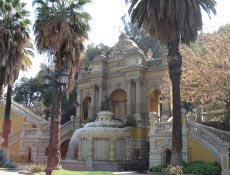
<box><xmin>0</xmin><ymin>169</ymin><xmax>22</xmax><ymax>175</ymax></box>
<box><xmin>0</xmin><ymin>169</ymin><xmax>149</xmax><ymax>175</ymax></box>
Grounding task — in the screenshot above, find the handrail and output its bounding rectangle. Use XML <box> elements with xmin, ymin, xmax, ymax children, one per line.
<box><xmin>60</xmin><ymin>120</ymin><xmax>73</xmax><ymax>136</ymax></box>
<box><xmin>11</xmin><ymin>100</ymin><xmax>45</xmax><ymax>124</ymax></box>
<box><xmin>186</xmin><ymin>120</ymin><xmax>229</xmax><ymax>161</ymax></box>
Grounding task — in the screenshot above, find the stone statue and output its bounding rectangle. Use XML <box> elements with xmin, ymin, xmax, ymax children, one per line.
<box><xmin>146</xmin><ymin>48</ymin><xmax>153</xmax><ymax>61</ymax></box>
<box><xmin>100</xmin><ymin>96</ymin><xmax>111</xmax><ymax>111</ymax></box>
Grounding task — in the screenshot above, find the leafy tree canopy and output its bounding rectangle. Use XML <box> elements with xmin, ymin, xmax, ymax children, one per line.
<box><xmin>180</xmin><ymin>24</ymin><xmax>230</xmax><ymax>120</ymax></box>
<box><xmin>121</xmin><ymin>15</ymin><xmax>166</xmax><ymax>58</ymax></box>
<box><xmin>13</xmin><ymin>63</ymin><xmax>77</xmax><ymax>113</ymax></box>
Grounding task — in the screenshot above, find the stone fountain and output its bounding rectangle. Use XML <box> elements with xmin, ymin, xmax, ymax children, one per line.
<box><xmin>63</xmin><ymin>111</ymin><xmax>134</xmax><ymax>171</ymax></box>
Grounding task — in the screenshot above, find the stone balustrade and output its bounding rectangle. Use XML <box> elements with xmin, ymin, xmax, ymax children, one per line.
<box><xmin>186</xmin><ymin>120</ymin><xmax>229</xmax><ymax>174</ymax></box>
<box><xmin>11</xmin><ymin>100</ymin><xmax>45</xmax><ymax>124</ymax></box>
<box><xmin>60</xmin><ymin>120</ymin><xmax>73</xmax><ymax>136</ymax></box>
<box><xmin>23</xmin><ymin>128</ymin><xmax>37</xmax><ymax>137</ymax></box>
<box><xmin>146</xmin><ymin>58</ymin><xmax>167</xmax><ymax>68</ymax></box>
<box><xmin>155</xmin><ymin>122</ymin><xmax>172</xmax><ymax>134</ymax></box>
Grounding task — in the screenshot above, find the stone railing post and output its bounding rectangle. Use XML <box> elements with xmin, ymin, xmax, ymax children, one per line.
<box><xmin>36</xmin><ymin>122</ymin><xmax>43</xmax><ymax>136</ymax></box>
<box><xmin>21</xmin><ymin>122</ymin><xmax>28</xmax><ymax>138</ymax></box>
<box><xmin>70</xmin><ymin>115</ymin><xmax>74</xmax><ymax>130</ymax></box>
<box><xmin>220</xmin><ymin>148</ymin><xmax>230</xmax><ymax>175</ymax></box>
<box><xmin>149</xmin><ymin>112</ymin><xmax>157</xmax><ymax>128</ymax></box>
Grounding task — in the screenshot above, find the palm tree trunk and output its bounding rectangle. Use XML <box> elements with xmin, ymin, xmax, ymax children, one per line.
<box><xmin>2</xmin><ymin>85</ymin><xmax>12</xmax><ymax>148</ymax></box>
<box><xmin>52</xmin><ymin>85</ymin><xmax>62</xmax><ymax>169</ymax></box>
<box><xmin>167</xmin><ymin>39</ymin><xmax>183</xmax><ymax>166</ymax></box>
<box><xmin>46</xmin><ymin>83</ymin><xmax>62</xmax><ymax>175</ymax></box>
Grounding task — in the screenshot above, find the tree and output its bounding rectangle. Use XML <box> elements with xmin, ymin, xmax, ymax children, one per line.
<box><xmin>126</xmin><ymin>0</ymin><xmax>216</xmax><ymax>166</ymax></box>
<box><xmin>121</xmin><ymin>15</ymin><xmax>166</xmax><ymax>58</ymax></box>
<box><xmin>33</xmin><ymin>0</ymin><xmax>91</xmax><ymax>173</ymax></box>
<box><xmin>0</xmin><ymin>0</ymin><xmax>32</xmax><ymax>149</ymax></box>
<box><xmin>181</xmin><ymin>24</ymin><xmax>230</xmax><ymax>124</ymax></box>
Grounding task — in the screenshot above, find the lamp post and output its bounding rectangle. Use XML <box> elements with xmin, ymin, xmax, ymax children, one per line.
<box><xmin>44</xmin><ymin>67</ymin><xmax>69</xmax><ymax>175</ymax></box>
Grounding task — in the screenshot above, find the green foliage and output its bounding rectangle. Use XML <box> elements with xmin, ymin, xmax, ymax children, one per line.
<box><xmin>27</xmin><ymin>163</ymin><xmax>46</xmax><ymax>173</ymax></box>
<box><xmin>149</xmin><ymin>161</ymin><xmax>221</xmax><ymax>175</ymax></box>
<box><xmin>183</xmin><ymin>161</ymin><xmax>221</xmax><ymax>175</ymax></box>
<box><xmin>149</xmin><ymin>164</ymin><xmax>167</xmax><ymax>172</ymax></box>
<box><xmin>83</xmin><ymin>43</ymin><xmax>110</xmax><ymax>71</ymax></box>
<box><xmin>13</xmin><ymin>64</ymin><xmax>77</xmax><ymax>112</ymax></box>
<box><xmin>0</xmin><ymin>150</ymin><xmax>16</xmax><ymax>168</ymax></box>
<box><xmin>124</xmin><ymin>115</ymin><xmax>137</xmax><ymax>127</ymax></box>
<box><xmin>121</xmin><ymin>15</ymin><xmax>166</xmax><ymax>58</ymax></box>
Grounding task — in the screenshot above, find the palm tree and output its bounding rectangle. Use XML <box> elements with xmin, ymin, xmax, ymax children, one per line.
<box><xmin>33</xmin><ymin>0</ymin><xmax>91</xmax><ymax>172</ymax></box>
<box><xmin>0</xmin><ymin>0</ymin><xmax>32</xmax><ymax>148</ymax></box>
<box><xmin>126</xmin><ymin>0</ymin><xmax>216</xmax><ymax>166</ymax></box>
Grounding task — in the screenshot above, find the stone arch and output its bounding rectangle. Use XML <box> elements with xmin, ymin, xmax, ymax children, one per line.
<box><xmin>107</xmin><ymin>83</ymin><xmax>127</xmax><ymax>97</ymax></box>
<box><xmin>82</xmin><ymin>96</ymin><xmax>91</xmax><ymax>122</ymax></box>
<box><xmin>162</xmin><ymin>147</ymin><xmax>171</xmax><ymax>165</ymax></box>
<box><xmin>147</xmin><ymin>89</ymin><xmax>162</xmax><ymax>117</ymax></box>
<box><xmin>110</xmin><ymin>89</ymin><xmax>127</xmax><ymax>120</ymax></box>
<box><xmin>60</xmin><ymin>139</ymin><xmax>70</xmax><ymax>159</ymax></box>
<box><xmin>26</xmin><ymin>147</ymin><xmax>32</xmax><ymax>163</ymax></box>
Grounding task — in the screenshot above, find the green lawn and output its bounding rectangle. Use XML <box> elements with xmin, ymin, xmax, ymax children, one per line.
<box><xmin>38</xmin><ymin>169</ymin><xmax>113</xmax><ymax>175</ymax></box>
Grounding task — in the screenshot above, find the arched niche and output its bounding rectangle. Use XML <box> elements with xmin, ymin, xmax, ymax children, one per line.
<box><xmin>82</xmin><ymin>97</ymin><xmax>91</xmax><ymax>122</ymax></box>
<box><xmin>60</xmin><ymin>139</ymin><xmax>70</xmax><ymax>159</ymax></box>
<box><xmin>110</xmin><ymin>89</ymin><xmax>127</xmax><ymax>120</ymax></box>
<box><xmin>163</xmin><ymin>147</ymin><xmax>171</xmax><ymax>165</ymax></box>
<box><xmin>147</xmin><ymin>89</ymin><xmax>162</xmax><ymax>116</ymax></box>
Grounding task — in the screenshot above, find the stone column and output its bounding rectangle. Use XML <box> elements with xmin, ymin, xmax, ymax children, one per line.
<box><xmin>135</xmin><ymin>79</ymin><xmax>141</xmax><ymax>114</ymax></box>
<box><xmin>134</xmin><ymin>79</ymin><xmax>142</xmax><ymax>125</ymax></box>
<box><xmin>109</xmin><ymin>138</ymin><xmax>115</xmax><ymax>161</ymax></box>
<box><xmin>89</xmin><ymin>85</ymin><xmax>96</xmax><ymax>118</ymax></box>
<box><xmin>127</xmin><ymin>80</ymin><xmax>132</xmax><ymax>115</ymax></box>
<box><xmin>98</xmin><ymin>85</ymin><xmax>103</xmax><ymax>112</ymax></box>
<box><xmin>76</xmin><ymin>89</ymin><xmax>82</xmax><ymax>128</ymax></box>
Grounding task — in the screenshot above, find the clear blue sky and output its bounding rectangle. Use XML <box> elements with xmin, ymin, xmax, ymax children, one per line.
<box><xmin>19</xmin><ymin>0</ymin><xmax>230</xmax><ymax>80</ymax></box>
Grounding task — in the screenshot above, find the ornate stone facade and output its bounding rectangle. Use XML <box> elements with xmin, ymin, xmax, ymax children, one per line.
<box><xmin>76</xmin><ymin>34</ymin><xmax>171</xmax><ymax>128</ymax></box>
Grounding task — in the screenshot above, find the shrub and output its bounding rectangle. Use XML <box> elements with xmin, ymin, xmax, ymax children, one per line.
<box><xmin>124</xmin><ymin>115</ymin><xmax>137</xmax><ymax>127</ymax></box>
<box><xmin>26</xmin><ymin>163</ymin><xmax>46</xmax><ymax>173</ymax></box>
<box><xmin>0</xmin><ymin>160</ymin><xmax>16</xmax><ymax>168</ymax></box>
<box><xmin>183</xmin><ymin>161</ymin><xmax>221</xmax><ymax>175</ymax></box>
<box><xmin>149</xmin><ymin>161</ymin><xmax>221</xmax><ymax>175</ymax></box>
<box><xmin>149</xmin><ymin>164</ymin><xmax>167</xmax><ymax>172</ymax></box>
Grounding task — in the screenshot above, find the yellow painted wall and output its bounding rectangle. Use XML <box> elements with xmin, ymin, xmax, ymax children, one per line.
<box><xmin>0</xmin><ymin>107</ymin><xmax>33</xmax><ymax>135</ymax></box>
<box><xmin>130</xmin><ymin>128</ymin><xmax>149</xmax><ymax>139</ymax></box>
<box><xmin>9</xmin><ymin>140</ymin><xmax>20</xmax><ymax>158</ymax></box>
<box><xmin>0</xmin><ymin>106</ymin><xmax>34</xmax><ymax>162</ymax></box>
<box><xmin>188</xmin><ymin>138</ymin><xmax>217</xmax><ymax>163</ymax></box>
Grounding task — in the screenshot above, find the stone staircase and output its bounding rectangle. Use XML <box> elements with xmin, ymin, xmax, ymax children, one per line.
<box><xmin>186</xmin><ymin>119</ymin><xmax>230</xmax><ymax>175</ymax></box>
<box><xmin>11</xmin><ymin>100</ymin><xmax>45</xmax><ymax>124</ymax></box>
<box><xmin>7</xmin><ymin>100</ymin><xmax>74</xmax><ymax>149</ymax></box>
<box><xmin>149</xmin><ymin>111</ymin><xmax>230</xmax><ymax>175</ymax></box>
